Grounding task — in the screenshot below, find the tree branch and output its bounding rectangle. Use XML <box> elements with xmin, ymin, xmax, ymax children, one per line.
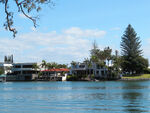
<box><xmin>15</xmin><ymin>0</ymin><xmax>38</xmax><ymax>28</ymax></box>
<box><xmin>3</xmin><ymin>0</ymin><xmax>54</xmax><ymax>38</ymax></box>
<box><xmin>4</xmin><ymin>0</ymin><xmax>17</xmax><ymax>37</ymax></box>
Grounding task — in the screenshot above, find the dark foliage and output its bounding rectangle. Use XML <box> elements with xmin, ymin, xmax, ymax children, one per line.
<box><xmin>121</xmin><ymin>24</ymin><xmax>148</xmax><ymax>75</ymax></box>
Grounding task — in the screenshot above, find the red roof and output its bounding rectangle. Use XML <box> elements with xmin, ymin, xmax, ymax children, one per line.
<box><xmin>41</xmin><ymin>68</ymin><xmax>69</xmax><ymax>72</ymax></box>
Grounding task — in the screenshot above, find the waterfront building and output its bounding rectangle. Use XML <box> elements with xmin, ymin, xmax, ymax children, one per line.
<box><xmin>40</xmin><ymin>68</ymin><xmax>70</xmax><ymax>81</ymax></box>
<box><xmin>70</xmin><ymin>62</ymin><xmax>108</xmax><ymax>78</ymax></box>
<box><xmin>0</xmin><ymin>62</ymin><xmax>13</xmax><ymax>74</ymax></box>
<box><xmin>0</xmin><ymin>55</ymin><xmax>13</xmax><ymax>75</ymax></box>
<box><xmin>7</xmin><ymin>62</ymin><xmax>40</xmax><ymax>81</ymax></box>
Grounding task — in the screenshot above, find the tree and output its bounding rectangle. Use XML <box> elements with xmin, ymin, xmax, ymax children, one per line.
<box><xmin>121</xmin><ymin>24</ymin><xmax>142</xmax><ymax>57</ymax></box>
<box><xmin>41</xmin><ymin>60</ymin><xmax>47</xmax><ymax>70</ymax></box>
<box><xmin>89</xmin><ymin>42</ymin><xmax>121</xmax><ymax>78</ymax></box>
<box><xmin>84</xmin><ymin>58</ymin><xmax>92</xmax><ymax>67</ymax></box>
<box><xmin>1</xmin><ymin>0</ymin><xmax>54</xmax><ymax>37</ymax></box>
<box><xmin>90</xmin><ymin>43</ymin><xmax>112</xmax><ymax>67</ymax></box>
<box><xmin>46</xmin><ymin>62</ymin><xmax>53</xmax><ymax>69</ymax></box>
<box><xmin>90</xmin><ymin>41</ymin><xmax>113</xmax><ymax>67</ymax></box>
<box><xmin>46</xmin><ymin>62</ymin><xmax>68</xmax><ymax>69</ymax></box>
<box><xmin>90</xmin><ymin>40</ymin><xmax>99</xmax><ymax>63</ymax></box>
<box><xmin>135</xmin><ymin>57</ymin><xmax>149</xmax><ymax>74</ymax></box>
<box><xmin>120</xmin><ymin>24</ymin><xmax>148</xmax><ymax>75</ymax></box>
<box><xmin>111</xmin><ymin>50</ymin><xmax>122</xmax><ymax>77</ymax></box>
<box><xmin>33</xmin><ymin>63</ymin><xmax>39</xmax><ymax>70</ymax></box>
<box><xmin>57</xmin><ymin>64</ymin><xmax>68</xmax><ymax>68</ymax></box>
<box><xmin>0</xmin><ymin>68</ymin><xmax>4</xmax><ymax>75</ymax></box>
<box><xmin>50</xmin><ymin>62</ymin><xmax>58</xmax><ymax>68</ymax></box>
<box><xmin>71</xmin><ymin>61</ymin><xmax>77</xmax><ymax>66</ymax></box>
<box><xmin>103</xmin><ymin>47</ymin><xmax>112</xmax><ymax>66</ymax></box>
<box><xmin>4</xmin><ymin>56</ymin><xmax>7</xmax><ymax>62</ymax></box>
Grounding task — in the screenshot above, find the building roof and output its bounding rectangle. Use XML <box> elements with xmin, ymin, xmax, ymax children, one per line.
<box><xmin>13</xmin><ymin>62</ymin><xmax>38</xmax><ymax>65</ymax></box>
<box><xmin>41</xmin><ymin>68</ymin><xmax>69</xmax><ymax>72</ymax></box>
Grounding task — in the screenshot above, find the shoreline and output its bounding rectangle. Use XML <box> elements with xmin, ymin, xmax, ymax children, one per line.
<box><xmin>4</xmin><ymin>75</ymin><xmax>150</xmax><ymax>82</ymax></box>
<box><xmin>4</xmin><ymin>79</ymin><xmax>150</xmax><ymax>82</ymax></box>
<box><xmin>120</xmin><ymin>78</ymin><xmax>150</xmax><ymax>81</ymax></box>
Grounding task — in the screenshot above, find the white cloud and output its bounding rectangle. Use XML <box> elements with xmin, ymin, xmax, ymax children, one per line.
<box><xmin>0</xmin><ymin>27</ymin><xmax>106</xmax><ymax>64</ymax></box>
<box><xmin>63</xmin><ymin>27</ymin><xmax>106</xmax><ymax>38</ymax></box>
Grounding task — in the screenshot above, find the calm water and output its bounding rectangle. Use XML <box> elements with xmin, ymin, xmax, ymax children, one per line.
<box><xmin>0</xmin><ymin>81</ymin><xmax>150</xmax><ymax>113</ymax></box>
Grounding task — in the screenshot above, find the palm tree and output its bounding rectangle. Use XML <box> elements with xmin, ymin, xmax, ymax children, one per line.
<box><xmin>71</xmin><ymin>61</ymin><xmax>77</xmax><ymax>66</ymax></box>
<box><xmin>33</xmin><ymin>63</ymin><xmax>39</xmax><ymax>71</ymax></box>
<box><xmin>104</xmin><ymin>47</ymin><xmax>112</xmax><ymax>66</ymax></box>
<box><xmin>41</xmin><ymin>60</ymin><xmax>47</xmax><ymax>70</ymax></box>
<box><xmin>51</xmin><ymin>62</ymin><xmax>58</xmax><ymax>69</ymax></box>
<box><xmin>47</xmin><ymin>63</ymin><xmax>53</xmax><ymax>69</ymax></box>
<box><xmin>32</xmin><ymin>63</ymin><xmax>40</xmax><ymax>76</ymax></box>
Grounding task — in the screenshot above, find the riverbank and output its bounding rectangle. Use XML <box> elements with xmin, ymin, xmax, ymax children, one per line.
<box><xmin>121</xmin><ymin>74</ymin><xmax>150</xmax><ymax>81</ymax></box>
<box><xmin>5</xmin><ymin>74</ymin><xmax>150</xmax><ymax>82</ymax></box>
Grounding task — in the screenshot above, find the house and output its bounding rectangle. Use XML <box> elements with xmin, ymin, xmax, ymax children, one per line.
<box><xmin>40</xmin><ymin>68</ymin><xmax>70</xmax><ymax>81</ymax></box>
<box><xmin>7</xmin><ymin>62</ymin><xmax>40</xmax><ymax>81</ymax></box>
<box><xmin>70</xmin><ymin>62</ymin><xmax>108</xmax><ymax>78</ymax></box>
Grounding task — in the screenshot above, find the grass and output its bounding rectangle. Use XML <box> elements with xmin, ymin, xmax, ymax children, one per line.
<box><xmin>122</xmin><ymin>74</ymin><xmax>150</xmax><ymax>79</ymax></box>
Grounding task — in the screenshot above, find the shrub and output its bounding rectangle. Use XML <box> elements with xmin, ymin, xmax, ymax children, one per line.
<box><xmin>67</xmin><ymin>75</ymin><xmax>78</xmax><ymax>81</ymax></box>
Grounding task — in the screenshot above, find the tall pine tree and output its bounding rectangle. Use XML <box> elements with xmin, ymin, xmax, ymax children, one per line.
<box><xmin>121</xmin><ymin>24</ymin><xmax>148</xmax><ymax>75</ymax></box>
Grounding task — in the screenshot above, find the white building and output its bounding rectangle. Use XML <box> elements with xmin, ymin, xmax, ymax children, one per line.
<box><xmin>7</xmin><ymin>62</ymin><xmax>40</xmax><ymax>81</ymax></box>
<box><xmin>0</xmin><ymin>62</ymin><xmax>13</xmax><ymax>74</ymax></box>
<box><xmin>70</xmin><ymin>62</ymin><xmax>108</xmax><ymax>78</ymax></box>
<box><xmin>0</xmin><ymin>55</ymin><xmax>13</xmax><ymax>75</ymax></box>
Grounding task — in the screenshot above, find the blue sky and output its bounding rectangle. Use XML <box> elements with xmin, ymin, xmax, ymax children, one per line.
<box><xmin>0</xmin><ymin>0</ymin><xmax>150</xmax><ymax>64</ymax></box>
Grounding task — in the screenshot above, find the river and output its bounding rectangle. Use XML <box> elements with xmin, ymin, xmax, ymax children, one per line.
<box><xmin>0</xmin><ymin>81</ymin><xmax>150</xmax><ymax>113</ymax></box>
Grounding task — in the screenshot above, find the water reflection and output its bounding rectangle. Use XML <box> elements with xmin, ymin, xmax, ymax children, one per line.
<box><xmin>122</xmin><ymin>82</ymin><xmax>147</xmax><ymax>113</ymax></box>
<box><xmin>0</xmin><ymin>81</ymin><xmax>150</xmax><ymax>113</ymax></box>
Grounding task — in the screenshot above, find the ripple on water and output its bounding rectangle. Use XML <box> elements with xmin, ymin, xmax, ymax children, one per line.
<box><xmin>0</xmin><ymin>81</ymin><xmax>150</xmax><ymax>113</ymax></box>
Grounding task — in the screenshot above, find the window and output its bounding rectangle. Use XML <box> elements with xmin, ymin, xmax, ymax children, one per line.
<box><xmin>14</xmin><ymin>71</ymin><xmax>21</xmax><ymax>75</ymax></box>
<box><xmin>14</xmin><ymin>65</ymin><xmax>21</xmax><ymax>68</ymax></box>
<box><xmin>23</xmin><ymin>65</ymin><xmax>33</xmax><ymax>68</ymax></box>
<box><xmin>79</xmin><ymin>65</ymin><xmax>85</xmax><ymax>68</ymax></box>
<box><xmin>101</xmin><ymin>71</ymin><xmax>104</xmax><ymax>76</ymax></box>
<box><xmin>97</xmin><ymin>65</ymin><xmax>100</xmax><ymax>69</ymax></box>
<box><xmin>22</xmin><ymin>71</ymin><xmax>36</xmax><ymax>74</ymax></box>
<box><xmin>97</xmin><ymin>71</ymin><xmax>99</xmax><ymax>74</ymax></box>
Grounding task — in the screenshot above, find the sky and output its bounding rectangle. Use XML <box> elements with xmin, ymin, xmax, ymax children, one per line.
<box><xmin>0</xmin><ymin>0</ymin><xmax>150</xmax><ymax>64</ymax></box>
